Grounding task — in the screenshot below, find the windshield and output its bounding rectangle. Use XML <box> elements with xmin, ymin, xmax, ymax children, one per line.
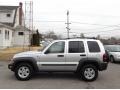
<box><xmin>105</xmin><ymin>45</ymin><xmax>120</xmax><ymax>52</ymax></box>
<box><xmin>38</xmin><ymin>41</ymin><xmax>52</xmax><ymax>51</ymax></box>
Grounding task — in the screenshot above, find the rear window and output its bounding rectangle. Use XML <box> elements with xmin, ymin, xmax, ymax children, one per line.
<box><xmin>87</xmin><ymin>41</ymin><xmax>100</xmax><ymax>52</ymax></box>
<box><xmin>69</xmin><ymin>41</ymin><xmax>85</xmax><ymax>53</ymax></box>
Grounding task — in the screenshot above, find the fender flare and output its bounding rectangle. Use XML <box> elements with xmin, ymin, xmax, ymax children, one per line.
<box><xmin>77</xmin><ymin>58</ymin><xmax>101</xmax><ymax>71</ymax></box>
<box><xmin>12</xmin><ymin>57</ymin><xmax>39</xmax><ymax>72</ymax></box>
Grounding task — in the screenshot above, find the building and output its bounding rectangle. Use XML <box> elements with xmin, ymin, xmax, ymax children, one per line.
<box><xmin>0</xmin><ymin>2</ymin><xmax>32</xmax><ymax>49</ymax></box>
<box><xmin>0</xmin><ymin>2</ymin><xmax>24</xmax><ymax>27</ymax></box>
<box><xmin>12</xmin><ymin>25</ymin><xmax>31</xmax><ymax>46</ymax></box>
<box><xmin>0</xmin><ymin>23</ymin><xmax>14</xmax><ymax>49</ymax></box>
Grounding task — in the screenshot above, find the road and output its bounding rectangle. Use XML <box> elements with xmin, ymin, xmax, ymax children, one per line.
<box><xmin>0</xmin><ymin>61</ymin><xmax>120</xmax><ymax>89</ymax></box>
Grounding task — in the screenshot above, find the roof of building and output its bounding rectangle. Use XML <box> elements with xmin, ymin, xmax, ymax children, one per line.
<box><xmin>1</xmin><ymin>23</ymin><xmax>14</xmax><ymax>27</ymax></box>
<box><xmin>14</xmin><ymin>25</ymin><xmax>31</xmax><ymax>31</ymax></box>
<box><xmin>0</xmin><ymin>23</ymin><xmax>14</xmax><ymax>30</ymax></box>
<box><xmin>0</xmin><ymin>6</ymin><xmax>18</xmax><ymax>10</ymax></box>
<box><xmin>0</xmin><ymin>6</ymin><xmax>19</xmax><ymax>27</ymax></box>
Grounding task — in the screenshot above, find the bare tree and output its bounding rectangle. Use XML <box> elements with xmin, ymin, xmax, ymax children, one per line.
<box><xmin>80</xmin><ymin>33</ymin><xmax>85</xmax><ymax>38</ymax></box>
<box><xmin>44</xmin><ymin>31</ymin><xmax>58</xmax><ymax>40</ymax></box>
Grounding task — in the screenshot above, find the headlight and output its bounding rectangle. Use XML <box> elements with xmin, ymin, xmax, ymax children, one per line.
<box><xmin>117</xmin><ymin>55</ymin><xmax>120</xmax><ymax>58</ymax></box>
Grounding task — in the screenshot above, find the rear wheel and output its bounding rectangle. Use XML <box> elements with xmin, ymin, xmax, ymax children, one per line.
<box><xmin>78</xmin><ymin>64</ymin><xmax>98</xmax><ymax>81</ymax></box>
<box><xmin>15</xmin><ymin>63</ymin><xmax>33</xmax><ymax>81</ymax></box>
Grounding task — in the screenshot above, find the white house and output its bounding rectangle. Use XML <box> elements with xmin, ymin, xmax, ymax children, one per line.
<box><xmin>0</xmin><ymin>23</ymin><xmax>14</xmax><ymax>49</ymax></box>
<box><xmin>0</xmin><ymin>2</ymin><xmax>24</xmax><ymax>27</ymax></box>
<box><xmin>12</xmin><ymin>25</ymin><xmax>31</xmax><ymax>46</ymax></box>
<box><xmin>0</xmin><ymin>2</ymin><xmax>32</xmax><ymax>49</ymax></box>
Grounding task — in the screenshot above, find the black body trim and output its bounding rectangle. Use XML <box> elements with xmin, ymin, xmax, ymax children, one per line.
<box><xmin>41</xmin><ymin>64</ymin><xmax>76</xmax><ymax>66</ymax></box>
<box><xmin>8</xmin><ymin>57</ymin><xmax>39</xmax><ymax>72</ymax></box>
<box><xmin>77</xmin><ymin>58</ymin><xmax>108</xmax><ymax>71</ymax></box>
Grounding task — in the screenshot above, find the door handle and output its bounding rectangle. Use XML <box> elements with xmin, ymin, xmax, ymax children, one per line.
<box><xmin>80</xmin><ymin>54</ymin><xmax>86</xmax><ymax>56</ymax></box>
<box><xmin>57</xmin><ymin>55</ymin><xmax>64</xmax><ymax>57</ymax></box>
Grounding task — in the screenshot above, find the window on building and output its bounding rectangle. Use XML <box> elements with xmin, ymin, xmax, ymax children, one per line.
<box><xmin>12</xmin><ymin>32</ymin><xmax>14</xmax><ymax>37</ymax></box>
<box><xmin>5</xmin><ymin>30</ymin><xmax>9</xmax><ymax>40</ymax></box>
<box><xmin>5</xmin><ymin>30</ymin><xmax>7</xmax><ymax>39</ymax></box>
<box><xmin>8</xmin><ymin>31</ymin><xmax>9</xmax><ymax>39</ymax></box>
<box><xmin>69</xmin><ymin>41</ymin><xmax>85</xmax><ymax>53</ymax></box>
<box><xmin>6</xmin><ymin>14</ymin><xmax>11</xmax><ymax>17</ymax></box>
<box><xmin>87</xmin><ymin>41</ymin><xmax>100</xmax><ymax>52</ymax></box>
<box><xmin>18</xmin><ymin>32</ymin><xmax>24</xmax><ymax>35</ymax></box>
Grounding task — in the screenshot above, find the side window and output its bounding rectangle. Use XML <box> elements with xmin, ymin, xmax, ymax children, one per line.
<box><xmin>69</xmin><ymin>41</ymin><xmax>85</xmax><ymax>53</ymax></box>
<box><xmin>87</xmin><ymin>41</ymin><xmax>100</xmax><ymax>52</ymax></box>
<box><xmin>45</xmin><ymin>41</ymin><xmax>65</xmax><ymax>54</ymax></box>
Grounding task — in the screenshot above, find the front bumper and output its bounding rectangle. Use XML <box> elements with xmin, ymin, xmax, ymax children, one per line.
<box><xmin>99</xmin><ymin>62</ymin><xmax>108</xmax><ymax>71</ymax></box>
<box><xmin>8</xmin><ymin>61</ymin><xmax>14</xmax><ymax>71</ymax></box>
<box><xmin>114</xmin><ymin>57</ymin><xmax>120</xmax><ymax>62</ymax></box>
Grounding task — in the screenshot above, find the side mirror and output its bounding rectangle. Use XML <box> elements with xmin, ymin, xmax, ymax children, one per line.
<box><xmin>44</xmin><ymin>50</ymin><xmax>50</xmax><ymax>54</ymax></box>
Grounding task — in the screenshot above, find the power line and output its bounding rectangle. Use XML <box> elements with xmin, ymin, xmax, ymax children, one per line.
<box><xmin>32</xmin><ymin>20</ymin><xmax>120</xmax><ymax>27</ymax></box>
<box><xmin>28</xmin><ymin>20</ymin><xmax>65</xmax><ymax>23</ymax></box>
<box><xmin>71</xmin><ymin>21</ymin><xmax>120</xmax><ymax>27</ymax></box>
<box><xmin>66</xmin><ymin>28</ymin><xmax>120</xmax><ymax>35</ymax></box>
<box><xmin>70</xmin><ymin>25</ymin><xmax>120</xmax><ymax>31</ymax></box>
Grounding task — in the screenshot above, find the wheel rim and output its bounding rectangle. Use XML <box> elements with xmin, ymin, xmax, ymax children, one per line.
<box><xmin>18</xmin><ymin>66</ymin><xmax>30</xmax><ymax>78</ymax></box>
<box><xmin>84</xmin><ymin>68</ymin><xmax>95</xmax><ymax>80</ymax></box>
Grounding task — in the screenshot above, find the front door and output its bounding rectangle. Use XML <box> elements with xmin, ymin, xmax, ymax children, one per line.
<box><xmin>38</xmin><ymin>41</ymin><xmax>66</xmax><ymax>71</ymax></box>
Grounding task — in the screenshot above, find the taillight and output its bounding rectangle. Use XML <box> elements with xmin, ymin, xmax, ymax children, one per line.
<box><xmin>103</xmin><ymin>53</ymin><xmax>109</xmax><ymax>62</ymax></box>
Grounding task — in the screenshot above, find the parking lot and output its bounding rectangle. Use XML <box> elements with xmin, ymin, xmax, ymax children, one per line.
<box><xmin>0</xmin><ymin>61</ymin><xmax>120</xmax><ymax>89</ymax></box>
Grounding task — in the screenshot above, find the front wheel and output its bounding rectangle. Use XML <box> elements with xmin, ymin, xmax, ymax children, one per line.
<box><xmin>110</xmin><ymin>56</ymin><xmax>115</xmax><ymax>63</ymax></box>
<box><xmin>79</xmin><ymin>64</ymin><xmax>98</xmax><ymax>81</ymax></box>
<box><xmin>15</xmin><ymin>63</ymin><xmax>33</xmax><ymax>81</ymax></box>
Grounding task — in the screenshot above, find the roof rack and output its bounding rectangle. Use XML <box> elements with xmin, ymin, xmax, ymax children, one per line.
<box><xmin>63</xmin><ymin>37</ymin><xmax>97</xmax><ymax>40</ymax></box>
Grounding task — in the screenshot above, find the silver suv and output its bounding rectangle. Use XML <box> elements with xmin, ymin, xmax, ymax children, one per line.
<box><xmin>8</xmin><ymin>39</ymin><xmax>109</xmax><ymax>81</ymax></box>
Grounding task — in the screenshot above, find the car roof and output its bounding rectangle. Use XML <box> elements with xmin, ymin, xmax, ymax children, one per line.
<box><xmin>52</xmin><ymin>39</ymin><xmax>99</xmax><ymax>42</ymax></box>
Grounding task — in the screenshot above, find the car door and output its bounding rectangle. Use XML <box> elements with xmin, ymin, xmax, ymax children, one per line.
<box><xmin>65</xmin><ymin>40</ymin><xmax>87</xmax><ymax>71</ymax></box>
<box><xmin>38</xmin><ymin>41</ymin><xmax>66</xmax><ymax>71</ymax></box>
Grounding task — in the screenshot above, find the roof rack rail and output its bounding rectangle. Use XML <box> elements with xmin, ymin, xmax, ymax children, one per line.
<box><xmin>63</xmin><ymin>37</ymin><xmax>97</xmax><ymax>39</ymax></box>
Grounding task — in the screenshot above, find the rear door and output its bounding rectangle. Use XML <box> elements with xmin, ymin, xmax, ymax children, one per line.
<box><xmin>65</xmin><ymin>40</ymin><xmax>88</xmax><ymax>71</ymax></box>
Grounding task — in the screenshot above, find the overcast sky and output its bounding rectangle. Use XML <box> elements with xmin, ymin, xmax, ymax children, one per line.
<box><xmin>1</xmin><ymin>0</ymin><xmax>120</xmax><ymax>38</ymax></box>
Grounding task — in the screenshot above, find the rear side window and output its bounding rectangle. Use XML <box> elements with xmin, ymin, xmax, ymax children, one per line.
<box><xmin>69</xmin><ymin>41</ymin><xmax>85</xmax><ymax>53</ymax></box>
<box><xmin>87</xmin><ymin>41</ymin><xmax>100</xmax><ymax>52</ymax></box>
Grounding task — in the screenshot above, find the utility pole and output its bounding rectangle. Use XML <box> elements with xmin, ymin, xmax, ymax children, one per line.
<box><xmin>65</xmin><ymin>10</ymin><xmax>71</xmax><ymax>39</ymax></box>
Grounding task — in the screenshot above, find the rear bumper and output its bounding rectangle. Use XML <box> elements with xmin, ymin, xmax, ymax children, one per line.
<box><xmin>99</xmin><ymin>62</ymin><xmax>108</xmax><ymax>71</ymax></box>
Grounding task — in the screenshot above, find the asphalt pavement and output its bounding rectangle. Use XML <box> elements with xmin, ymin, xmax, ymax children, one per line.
<box><xmin>0</xmin><ymin>61</ymin><xmax>120</xmax><ymax>89</ymax></box>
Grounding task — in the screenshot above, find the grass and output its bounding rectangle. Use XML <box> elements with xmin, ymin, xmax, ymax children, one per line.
<box><xmin>0</xmin><ymin>46</ymin><xmax>42</xmax><ymax>61</ymax></box>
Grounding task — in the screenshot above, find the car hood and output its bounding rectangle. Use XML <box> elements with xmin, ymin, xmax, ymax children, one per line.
<box><xmin>13</xmin><ymin>51</ymin><xmax>42</xmax><ymax>58</ymax></box>
<box><xmin>110</xmin><ymin>52</ymin><xmax>120</xmax><ymax>56</ymax></box>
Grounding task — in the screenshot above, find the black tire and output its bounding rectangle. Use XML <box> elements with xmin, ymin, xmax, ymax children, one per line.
<box><xmin>110</xmin><ymin>56</ymin><xmax>115</xmax><ymax>63</ymax></box>
<box><xmin>78</xmin><ymin>64</ymin><xmax>98</xmax><ymax>81</ymax></box>
<box><xmin>14</xmin><ymin>63</ymin><xmax>33</xmax><ymax>81</ymax></box>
